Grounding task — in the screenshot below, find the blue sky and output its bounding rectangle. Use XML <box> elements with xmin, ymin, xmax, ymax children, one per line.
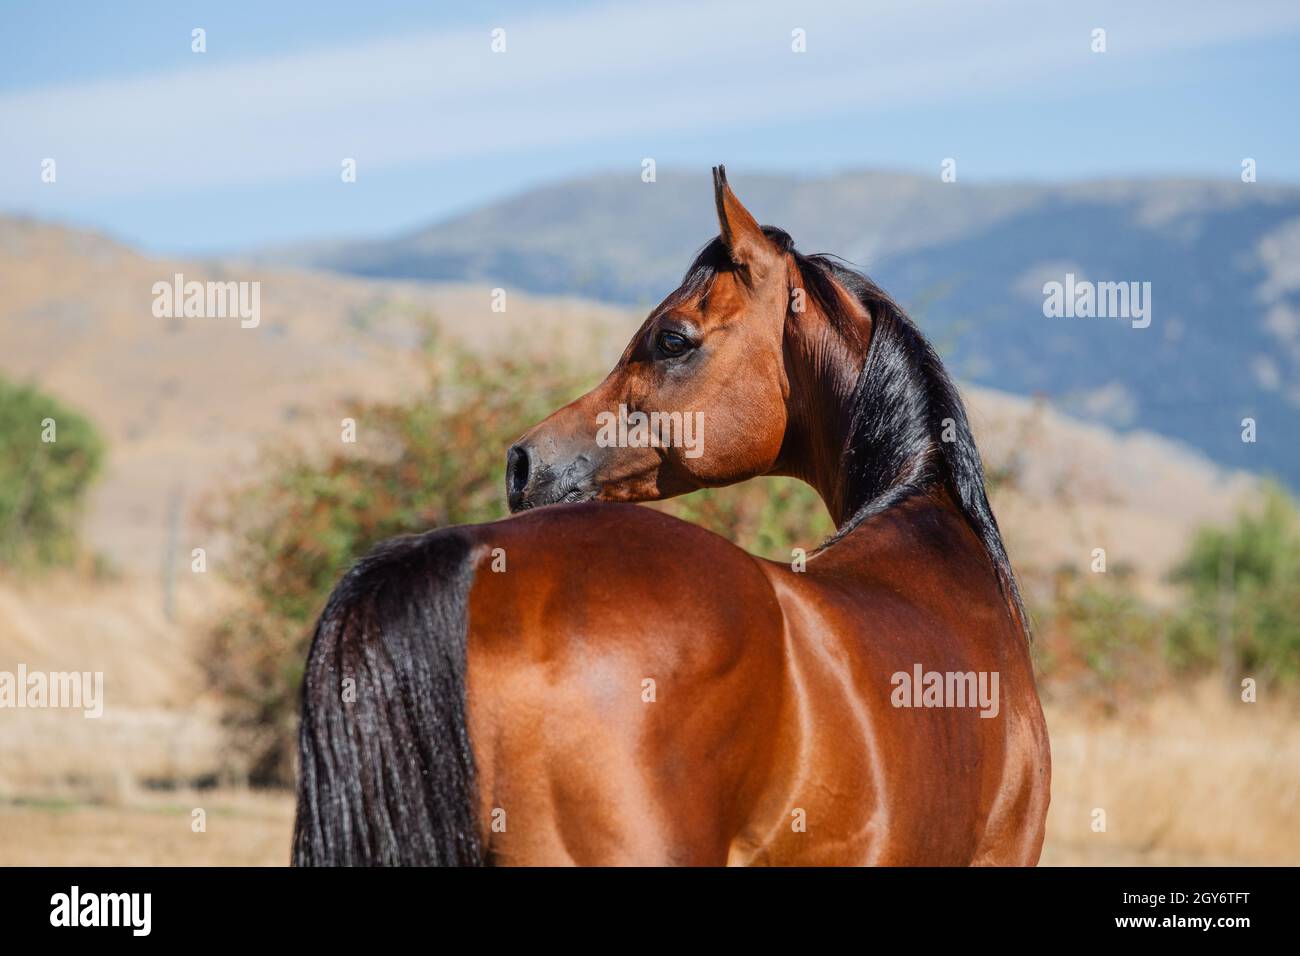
<box><xmin>3</xmin><ymin>0</ymin><xmax>1299</xmax><ymax>254</ymax></box>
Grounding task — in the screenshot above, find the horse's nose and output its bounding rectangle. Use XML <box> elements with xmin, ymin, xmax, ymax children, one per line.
<box><xmin>506</xmin><ymin>443</ymin><xmax>533</xmax><ymax>507</ymax></box>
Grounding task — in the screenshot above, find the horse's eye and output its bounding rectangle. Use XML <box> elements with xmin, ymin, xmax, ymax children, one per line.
<box><xmin>656</xmin><ymin>330</ymin><xmax>692</xmax><ymax>358</ymax></box>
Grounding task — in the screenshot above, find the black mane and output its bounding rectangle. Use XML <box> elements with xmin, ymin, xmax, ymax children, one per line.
<box><xmin>667</xmin><ymin>227</ymin><xmax>1029</xmax><ymax>641</ymax></box>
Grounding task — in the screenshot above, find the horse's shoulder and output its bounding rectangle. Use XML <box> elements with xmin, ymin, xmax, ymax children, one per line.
<box><xmin>463</xmin><ymin>502</ymin><xmax>784</xmax><ymax>664</ymax></box>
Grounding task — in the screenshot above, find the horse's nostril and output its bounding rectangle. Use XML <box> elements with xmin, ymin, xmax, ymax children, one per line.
<box><xmin>507</xmin><ymin>444</ymin><xmax>531</xmax><ymax>496</ymax></box>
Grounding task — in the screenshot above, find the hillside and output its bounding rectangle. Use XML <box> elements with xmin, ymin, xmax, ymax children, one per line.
<box><xmin>0</xmin><ymin>214</ymin><xmax>1255</xmax><ymax>593</ymax></box>
<box><xmin>0</xmin><ymin>216</ymin><xmax>629</xmax><ymax>574</ymax></box>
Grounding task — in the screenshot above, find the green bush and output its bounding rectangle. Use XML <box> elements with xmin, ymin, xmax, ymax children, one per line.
<box><xmin>1167</xmin><ymin>482</ymin><xmax>1300</xmax><ymax>685</ymax></box>
<box><xmin>0</xmin><ymin>376</ymin><xmax>104</xmax><ymax>569</ymax></box>
<box><xmin>1031</xmin><ymin>566</ymin><xmax>1163</xmax><ymax>710</ymax></box>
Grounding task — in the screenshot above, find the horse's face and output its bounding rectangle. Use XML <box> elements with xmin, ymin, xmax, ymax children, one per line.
<box><xmin>507</xmin><ymin>168</ymin><xmax>794</xmax><ymax>512</ymax></box>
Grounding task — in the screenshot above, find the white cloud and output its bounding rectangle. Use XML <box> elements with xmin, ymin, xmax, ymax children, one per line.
<box><xmin>3</xmin><ymin>0</ymin><xmax>1299</xmax><ymax>202</ymax></box>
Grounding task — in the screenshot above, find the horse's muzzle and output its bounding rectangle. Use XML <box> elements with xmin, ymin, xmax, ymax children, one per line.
<box><xmin>505</xmin><ymin>442</ymin><xmax>598</xmax><ymax>512</ymax></box>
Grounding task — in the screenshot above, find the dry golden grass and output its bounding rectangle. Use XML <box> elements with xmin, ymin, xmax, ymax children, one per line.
<box><xmin>0</xmin><ymin>790</ymin><xmax>292</xmax><ymax>866</ymax></box>
<box><xmin>1041</xmin><ymin>683</ymin><xmax>1300</xmax><ymax>865</ymax></box>
<box><xmin>3</xmin><ymin>684</ymin><xmax>1294</xmax><ymax>866</ymax></box>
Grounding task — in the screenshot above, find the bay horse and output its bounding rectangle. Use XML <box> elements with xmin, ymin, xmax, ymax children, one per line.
<box><xmin>293</xmin><ymin>167</ymin><xmax>1051</xmax><ymax>866</ymax></box>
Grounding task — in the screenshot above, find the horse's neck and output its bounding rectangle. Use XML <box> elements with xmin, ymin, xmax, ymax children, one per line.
<box><xmin>781</xmin><ymin>301</ymin><xmax>1026</xmax><ymax>637</ymax></box>
<box><xmin>782</xmin><ymin>315</ymin><xmax>938</xmax><ymax>531</ymax></box>
<box><xmin>779</xmin><ymin>394</ymin><xmax>859</xmax><ymax>527</ymax></box>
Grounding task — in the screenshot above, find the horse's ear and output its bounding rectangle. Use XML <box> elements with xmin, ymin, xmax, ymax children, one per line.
<box><xmin>712</xmin><ymin>165</ymin><xmax>777</xmax><ymax>279</ymax></box>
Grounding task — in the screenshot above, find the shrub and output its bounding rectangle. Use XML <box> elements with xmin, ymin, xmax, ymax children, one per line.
<box><xmin>0</xmin><ymin>376</ymin><xmax>104</xmax><ymax>569</ymax></box>
<box><xmin>1167</xmin><ymin>482</ymin><xmax>1300</xmax><ymax>686</ymax></box>
<box><xmin>1032</xmin><ymin>565</ymin><xmax>1164</xmax><ymax>711</ymax></box>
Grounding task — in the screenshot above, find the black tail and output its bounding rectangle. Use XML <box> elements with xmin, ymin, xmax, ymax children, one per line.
<box><xmin>292</xmin><ymin>528</ymin><xmax>484</xmax><ymax>866</ymax></box>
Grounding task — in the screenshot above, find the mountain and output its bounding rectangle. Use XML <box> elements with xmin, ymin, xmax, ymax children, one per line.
<box><xmin>260</xmin><ymin>169</ymin><xmax>1300</xmax><ymax>486</ymax></box>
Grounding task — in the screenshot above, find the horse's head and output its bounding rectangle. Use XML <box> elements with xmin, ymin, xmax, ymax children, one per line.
<box><xmin>507</xmin><ymin>166</ymin><xmax>871</xmax><ymax>513</ymax></box>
